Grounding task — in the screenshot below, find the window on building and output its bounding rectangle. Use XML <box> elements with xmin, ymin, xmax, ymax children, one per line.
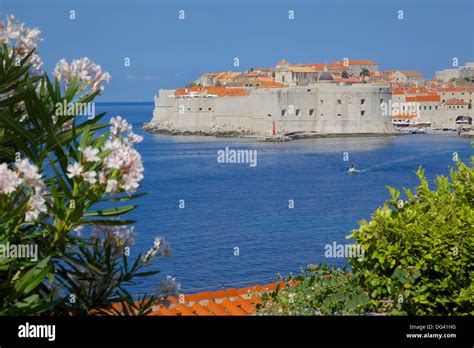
<box><xmin>337</xmin><ymin>99</ymin><xmax>342</xmax><ymax>105</ymax></box>
<box><xmin>320</xmin><ymin>113</ymin><xmax>324</xmax><ymax>117</ymax></box>
<box><xmin>199</xmin><ymin>107</ymin><xmax>202</xmax><ymax>111</ymax></box>
<box><xmin>307</xmin><ymin>89</ymin><xmax>311</xmax><ymax>92</ymax></box>
<box><xmin>267</xmin><ymin>114</ymin><xmax>272</xmax><ymax>117</ymax></box>
<box><xmin>282</xmin><ymin>76</ymin><xmax>285</xmax><ymax>83</ymax></box>
<box><xmin>309</xmin><ymin>109</ymin><xmax>314</xmax><ymax>116</ymax></box>
<box><xmin>361</xmin><ymin>110</ymin><xmax>365</xmax><ymax>116</ymax></box>
<box><xmin>424</xmin><ymin>106</ymin><xmax>427</xmax><ymax>110</ymax></box>
<box><xmin>208</xmin><ymin>108</ymin><xmax>212</xmax><ymax>111</ymax></box>
<box><xmin>429</xmin><ymin>106</ymin><xmax>432</xmax><ymax>110</ymax></box>
<box><xmin>380</xmin><ymin>99</ymin><xmax>384</xmax><ymax>104</ymax></box>
<box><xmin>296</xmin><ymin>109</ymin><xmax>301</xmax><ymax>116</ymax></box>
<box><xmin>320</xmin><ymin>99</ymin><xmax>324</xmax><ymax>104</ymax></box>
<box><xmin>361</xmin><ymin>99</ymin><xmax>365</xmax><ymax>105</ymax></box>
<box><xmin>282</xmin><ymin>109</ymin><xmax>286</xmax><ymax>116</ymax></box>
<box><xmin>337</xmin><ymin>113</ymin><xmax>342</xmax><ymax>117</ymax></box>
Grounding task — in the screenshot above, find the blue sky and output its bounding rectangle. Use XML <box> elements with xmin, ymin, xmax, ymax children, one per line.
<box><xmin>2</xmin><ymin>0</ymin><xmax>473</xmax><ymax>101</ymax></box>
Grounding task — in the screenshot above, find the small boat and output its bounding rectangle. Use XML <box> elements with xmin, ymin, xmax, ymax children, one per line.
<box><xmin>348</xmin><ymin>166</ymin><xmax>359</xmax><ymax>174</ymax></box>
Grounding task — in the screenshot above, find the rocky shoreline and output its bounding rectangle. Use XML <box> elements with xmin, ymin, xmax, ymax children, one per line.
<box><xmin>142</xmin><ymin>121</ymin><xmax>256</xmax><ymax>138</ymax></box>
<box><xmin>142</xmin><ymin>122</ymin><xmax>401</xmax><ymax>142</ymax></box>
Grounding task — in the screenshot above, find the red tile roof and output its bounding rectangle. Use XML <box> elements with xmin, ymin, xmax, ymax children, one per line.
<box><xmin>438</xmin><ymin>87</ymin><xmax>474</xmax><ymax>93</ymax></box>
<box><xmin>347</xmin><ymin>60</ymin><xmax>378</xmax><ymax>65</ymax></box>
<box><xmin>406</xmin><ymin>95</ymin><xmax>440</xmax><ymax>102</ymax></box>
<box><xmin>150</xmin><ymin>282</ymin><xmax>283</xmax><ymax>316</ymax></box>
<box><xmin>175</xmin><ymin>86</ymin><xmax>248</xmax><ymax>97</ymax></box>
<box><xmin>445</xmin><ymin>98</ymin><xmax>468</xmax><ymax>105</ymax></box>
<box><xmin>331</xmin><ymin>60</ymin><xmax>377</xmax><ymax>66</ymax></box>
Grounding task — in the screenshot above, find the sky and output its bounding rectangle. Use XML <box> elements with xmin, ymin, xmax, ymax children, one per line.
<box><xmin>2</xmin><ymin>0</ymin><xmax>474</xmax><ymax>102</ymax></box>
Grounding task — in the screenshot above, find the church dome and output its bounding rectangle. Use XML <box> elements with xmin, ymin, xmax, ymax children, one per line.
<box><xmin>318</xmin><ymin>71</ymin><xmax>334</xmax><ymax>81</ymax></box>
<box><xmin>318</xmin><ymin>64</ymin><xmax>334</xmax><ymax>82</ymax></box>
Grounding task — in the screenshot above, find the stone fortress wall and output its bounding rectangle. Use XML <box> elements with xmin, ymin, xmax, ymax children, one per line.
<box><xmin>150</xmin><ymin>83</ymin><xmax>395</xmax><ymax>136</ymax></box>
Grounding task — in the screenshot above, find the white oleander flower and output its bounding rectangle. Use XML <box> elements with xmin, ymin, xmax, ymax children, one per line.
<box><xmin>98</xmin><ymin>171</ymin><xmax>107</xmax><ymax>185</ymax></box>
<box><xmin>103</xmin><ymin>138</ymin><xmax>122</xmax><ymax>151</ymax></box>
<box><xmin>110</xmin><ymin>116</ymin><xmax>132</xmax><ymax>137</ymax></box>
<box><xmin>105</xmin><ymin>179</ymin><xmax>118</xmax><ymax>195</ymax></box>
<box><xmin>143</xmin><ymin>236</ymin><xmax>171</xmax><ymax>263</ymax></box>
<box><xmin>158</xmin><ymin>275</ymin><xmax>181</xmax><ymax>299</ymax></box>
<box><xmin>1</xmin><ymin>15</ymin><xmax>43</xmax><ymax>72</ymax></box>
<box><xmin>80</xmin><ymin>146</ymin><xmax>101</xmax><ymax>162</ymax></box>
<box><xmin>66</xmin><ymin>162</ymin><xmax>84</xmax><ymax>179</ymax></box>
<box><xmin>16</xmin><ymin>158</ymin><xmax>46</xmax><ymax>194</ymax></box>
<box><xmin>91</xmin><ymin>226</ymin><xmax>136</xmax><ymax>258</ymax></box>
<box><xmin>124</xmin><ymin>132</ymin><xmax>143</xmax><ymax>145</ymax></box>
<box><xmin>53</xmin><ymin>57</ymin><xmax>111</xmax><ymax>91</ymax></box>
<box><xmin>0</xmin><ymin>163</ymin><xmax>21</xmax><ymax>195</ymax></box>
<box><xmin>25</xmin><ymin>193</ymin><xmax>47</xmax><ymax>223</ymax></box>
<box><xmin>104</xmin><ymin>154</ymin><xmax>122</xmax><ymax>170</ymax></box>
<box><xmin>82</xmin><ymin>171</ymin><xmax>97</xmax><ymax>185</ymax></box>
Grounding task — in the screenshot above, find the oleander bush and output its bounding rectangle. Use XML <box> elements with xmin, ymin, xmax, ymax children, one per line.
<box><xmin>259</xmin><ymin>150</ymin><xmax>473</xmax><ymax>316</ymax></box>
<box><xmin>0</xmin><ymin>15</ymin><xmax>178</xmax><ymax>315</ymax></box>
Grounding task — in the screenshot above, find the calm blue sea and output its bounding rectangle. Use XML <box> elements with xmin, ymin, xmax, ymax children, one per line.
<box><xmin>95</xmin><ymin>102</ymin><xmax>473</xmax><ymax>295</ymax></box>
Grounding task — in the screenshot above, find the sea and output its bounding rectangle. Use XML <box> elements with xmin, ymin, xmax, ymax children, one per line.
<box><xmin>95</xmin><ymin>102</ymin><xmax>473</xmax><ymax>295</ymax></box>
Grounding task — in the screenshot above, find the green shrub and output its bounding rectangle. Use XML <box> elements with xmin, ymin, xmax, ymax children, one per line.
<box><xmin>258</xmin><ymin>151</ymin><xmax>473</xmax><ymax>316</ymax></box>
<box><xmin>258</xmin><ymin>265</ymin><xmax>370</xmax><ymax>315</ymax></box>
<box><xmin>348</xmin><ymin>160</ymin><xmax>473</xmax><ymax>315</ymax></box>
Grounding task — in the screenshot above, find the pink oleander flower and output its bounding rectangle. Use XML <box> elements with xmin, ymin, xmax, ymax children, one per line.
<box><xmin>105</xmin><ymin>179</ymin><xmax>118</xmax><ymax>195</ymax></box>
<box><xmin>16</xmin><ymin>158</ymin><xmax>45</xmax><ymax>194</ymax></box>
<box><xmin>0</xmin><ymin>163</ymin><xmax>21</xmax><ymax>195</ymax></box>
<box><xmin>53</xmin><ymin>57</ymin><xmax>111</xmax><ymax>92</ymax></box>
<box><xmin>98</xmin><ymin>171</ymin><xmax>107</xmax><ymax>185</ymax></box>
<box><xmin>25</xmin><ymin>193</ymin><xmax>47</xmax><ymax>223</ymax></box>
<box><xmin>82</xmin><ymin>171</ymin><xmax>97</xmax><ymax>185</ymax></box>
<box><xmin>110</xmin><ymin>116</ymin><xmax>132</xmax><ymax>137</ymax></box>
<box><xmin>80</xmin><ymin>146</ymin><xmax>101</xmax><ymax>162</ymax></box>
<box><xmin>0</xmin><ymin>15</ymin><xmax>43</xmax><ymax>72</ymax></box>
<box><xmin>66</xmin><ymin>162</ymin><xmax>84</xmax><ymax>179</ymax></box>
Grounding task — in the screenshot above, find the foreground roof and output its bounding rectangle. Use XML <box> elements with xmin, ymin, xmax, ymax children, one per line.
<box><xmin>150</xmin><ymin>282</ymin><xmax>283</xmax><ymax>316</ymax></box>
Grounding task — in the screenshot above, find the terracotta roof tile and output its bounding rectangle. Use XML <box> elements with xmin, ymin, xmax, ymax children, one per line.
<box><xmin>157</xmin><ymin>307</ymin><xmax>180</xmax><ymax>316</ymax></box>
<box><xmin>406</xmin><ymin>95</ymin><xmax>440</xmax><ymax>102</ymax></box>
<box><xmin>206</xmin><ymin>301</ymin><xmax>230</xmax><ymax>316</ymax></box>
<box><xmin>149</xmin><ymin>282</ymin><xmax>279</xmax><ymax>316</ymax></box>
<box><xmin>190</xmin><ymin>302</ymin><xmax>212</xmax><ymax>315</ymax></box>
<box><xmin>221</xmin><ymin>298</ymin><xmax>248</xmax><ymax>315</ymax></box>
<box><xmin>232</xmin><ymin>296</ymin><xmax>255</xmax><ymax>314</ymax></box>
<box><xmin>445</xmin><ymin>98</ymin><xmax>468</xmax><ymax>105</ymax></box>
<box><xmin>175</xmin><ymin>304</ymin><xmax>197</xmax><ymax>316</ymax></box>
